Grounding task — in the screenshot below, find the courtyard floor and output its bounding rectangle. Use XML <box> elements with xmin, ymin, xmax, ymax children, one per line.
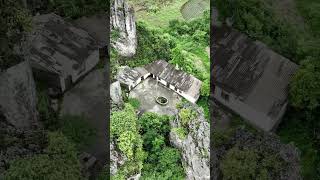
<box><xmin>129</xmin><ymin>78</ymin><xmax>181</xmax><ymax>116</ymax></box>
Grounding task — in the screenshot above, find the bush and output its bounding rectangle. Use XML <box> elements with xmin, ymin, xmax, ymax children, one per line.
<box><xmin>221</xmin><ymin>146</ymin><xmax>286</xmax><ymax>180</ymax></box>
<box><xmin>60</xmin><ymin>115</ymin><xmax>96</xmax><ymax>150</ymax></box>
<box><xmin>37</xmin><ymin>90</ymin><xmax>60</xmax><ymax>130</ymax></box>
<box><xmin>128</xmin><ymin>98</ymin><xmax>141</xmax><ymax>109</ymax></box>
<box><xmin>179</xmin><ymin>108</ymin><xmax>197</xmax><ymax>127</ymax></box>
<box><xmin>0</xmin><ymin>0</ymin><xmax>32</xmax><ymax>69</ymax></box>
<box><xmin>4</xmin><ymin>132</ymin><xmax>82</xmax><ymax>180</ymax></box>
<box><xmin>172</xmin><ymin>127</ymin><xmax>187</xmax><ymax>140</ymax></box>
<box><xmin>48</xmin><ymin>0</ymin><xmax>109</xmax><ymax>19</ymax></box>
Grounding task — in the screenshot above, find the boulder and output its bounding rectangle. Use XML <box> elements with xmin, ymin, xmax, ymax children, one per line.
<box><xmin>110</xmin><ymin>81</ymin><xmax>124</xmax><ymax>106</ymax></box>
<box><xmin>0</xmin><ymin>61</ymin><xmax>39</xmax><ymax>130</ymax></box>
<box><xmin>110</xmin><ymin>0</ymin><xmax>137</xmax><ymax>57</ymax></box>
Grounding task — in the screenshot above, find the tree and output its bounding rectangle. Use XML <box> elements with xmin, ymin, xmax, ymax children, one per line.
<box><xmin>4</xmin><ymin>132</ymin><xmax>83</xmax><ymax>180</ymax></box>
<box><xmin>0</xmin><ymin>0</ymin><xmax>32</xmax><ymax>69</ymax></box>
<box><xmin>290</xmin><ymin>57</ymin><xmax>320</xmax><ymax>110</ymax></box>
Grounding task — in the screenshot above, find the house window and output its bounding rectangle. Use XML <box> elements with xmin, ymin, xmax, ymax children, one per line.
<box><xmin>221</xmin><ymin>91</ymin><xmax>230</xmax><ymax>101</ymax></box>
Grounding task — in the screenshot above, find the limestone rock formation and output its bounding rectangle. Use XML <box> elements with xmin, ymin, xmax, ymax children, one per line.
<box><xmin>110</xmin><ymin>0</ymin><xmax>137</xmax><ymax>57</ymax></box>
<box><xmin>0</xmin><ymin>61</ymin><xmax>39</xmax><ymax>130</ymax></box>
<box><xmin>110</xmin><ymin>81</ymin><xmax>124</xmax><ymax>107</ymax></box>
<box><xmin>170</xmin><ymin>103</ymin><xmax>210</xmax><ymax>180</ymax></box>
<box><xmin>110</xmin><ymin>141</ymin><xmax>127</xmax><ymax>175</ymax></box>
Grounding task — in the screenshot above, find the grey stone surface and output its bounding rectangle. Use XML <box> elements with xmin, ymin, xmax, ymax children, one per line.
<box><xmin>170</xmin><ymin>104</ymin><xmax>210</xmax><ymax>180</ymax></box>
<box><xmin>110</xmin><ymin>141</ymin><xmax>127</xmax><ymax>175</ymax></box>
<box><xmin>73</xmin><ymin>13</ymin><xmax>109</xmax><ymax>48</ymax></box>
<box><xmin>129</xmin><ymin>78</ymin><xmax>181</xmax><ymax>116</ymax></box>
<box><xmin>111</xmin><ymin>0</ymin><xmax>137</xmax><ymax>57</ymax></box>
<box><xmin>110</xmin><ymin>81</ymin><xmax>124</xmax><ymax>106</ymax></box>
<box><xmin>0</xmin><ymin>61</ymin><xmax>39</xmax><ymax>130</ymax></box>
<box><xmin>61</xmin><ymin>70</ymin><xmax>107</xmax><ymax>163</ymax></box>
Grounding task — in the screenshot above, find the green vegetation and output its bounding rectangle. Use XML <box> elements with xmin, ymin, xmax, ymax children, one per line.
<box><xmin>110</xmin><ymin>104</ymin><xmax>185</xmax><ymax>179</ymax></box>
<box><xmin>4</xmin><ymin>132</ymin><xmax>83</xmax><ymax>180</ymax></box>
<box><xmin>133</xmin><ymin>0</ymin><xmax>187</xmax><ymax>28</ymax></box>
<box><xmin>172</xmin><ymin>127</ymin><xmax>187</xmax><ymax>139</ymax></box>
<box><xmin>111</xmin><ymin>104</ymin><xmax>145</xmax><ymax>177</ymax></box>
<box><xmin>128</xmin><ymin>98</ymin><xmax>141</xmax><ymax>109</ymax></box>
<box><xmin>60</xmin><ymin>115</ymin><xmax>96</xmax><ymax>150</ymax></box>
<box><xmin>216</xmin><ymin>0</ymin><xmax>320</xmax><ymax>178</ymax></box>
<box><xmin>139</xmin><ymin>113</ymin><xmax>185</xmax><ymax>179</ymax></box>
<box><xmin>221</xmin><ymin>147</ymin><xmax>286</xmax><ymax>180</ymax></box>
<box><xmin>0</xmin><ymin>0</ymin><xmax>32</xmax><ymax>69</ymax></box>
<box><xmin>48</xmin><ymin>0</ymin><xmax>108</xmax><ymax>19</ymax></box>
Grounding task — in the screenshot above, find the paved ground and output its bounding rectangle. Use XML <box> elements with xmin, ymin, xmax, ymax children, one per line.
<box><xmin>129</xmin><ymin>78</ymin><xmax>181</xmax><ymax>116</ymax></box>
<box><xmin>61</xmin><ymin>70</ymin><xmax>108</xmax><ymax>166</ymax></box>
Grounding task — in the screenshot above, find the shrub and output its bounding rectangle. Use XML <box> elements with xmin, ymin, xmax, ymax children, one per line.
<box><xmin>4</xmin><ymin>132</ymin><xmax>82</xmax><ymax>180</ymax></box>
<box><xmin>128</xmin><ymin>98</ymin><xmax>141</xmax><ymax>109</ymax></box>
<box><xmin>179</xmin><ymin>108</ymin><xmax>197</xmax><ymax>127</ymax></box>
<box><xmin>60</xmin><ymin>115</ymin><xmax>96</xmax><ymax>150</ymax></box>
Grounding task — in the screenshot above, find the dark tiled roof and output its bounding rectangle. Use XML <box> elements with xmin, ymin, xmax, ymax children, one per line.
<box><xmin>25</xmin><ymin>13</ymin><xmax>99</xmax><ymax>74</ymax></box>
<box><xmin>145</xmin><ymin>60</ymin><xmax>196</xmax><ymax>92</ymax></box>
<box><xmin>212</xmin><ymin>25</ymin><xmax>298</xmax><ymax>119</ymax></box>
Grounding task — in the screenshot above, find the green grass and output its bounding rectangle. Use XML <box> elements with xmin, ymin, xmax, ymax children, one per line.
<box><xmin>135</xmin><ymin>0</ymin><xmax>188</xmax><ymax>29</ymax></box>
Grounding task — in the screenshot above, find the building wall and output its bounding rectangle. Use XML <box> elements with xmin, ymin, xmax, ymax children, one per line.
<box><xmin>152</xmin><ymin>75</ymin><xmax>198</xmax><ymax>103</ymax></box>
<box><xmin>213</xmin><ymin>86</ymin><xmax>282</xmax><ymax>131</ymax></box>
<box><xmin>72</xmin><ymin>50</ymin><xmax>99</xmax><ymax>83</ymax></box>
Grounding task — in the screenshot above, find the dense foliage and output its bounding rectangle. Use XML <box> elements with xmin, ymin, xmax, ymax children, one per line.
<box><xmin>221</xmin><ymin>147</ymin><xmax>285</xmax><ymax>180</ymax></box>
<box><xmin>0</xmin><ymin>0</ymin><xmax>32</xmax><ymax>69</ymax></box>
<box><xmin>110</xmin><ymin>104</ymin><xmax>185</xmax><ymax>179</ymax></box>
<box><xmin>48</xmin><ymin>0</ymin><xmax>108</xmax><ymax>18</ymax></box>
<box><xmin>111</xmin><ymin>104</ymin><xmax>145</xmax><ymax>178</ymax></box>
<box><xmin>139</xmin><ymin>113</ymin><xmax>185</xmax><ymax>179</ymax></box>
<box><xmin>4</xmin><ymin>132</ymin><xmax>83</xmax><ymax>180</ymax></box>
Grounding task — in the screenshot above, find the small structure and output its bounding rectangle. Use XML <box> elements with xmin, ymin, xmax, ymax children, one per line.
<box><xmin>117</xmin><ymin>60</ymin><xmax>202</xmax><ymax>103</ymax></box>
<box><xmin>21</xmin><ymin>13</ymin><xmax>100</xmax><ymax>92</ymax></box>
<box><xmin>211</xmin><ymin>25</ymin><xmax>299</xmax><ymax>131</ymax></box>
<box><xmin>117</xmin><ymin>66</ymin><xmax>150</xmax><ymax>91</ymax></box>
<box><xmin>145</xmin><ymin>60</ymin><xmax>202</xmax><ymax>103</ymax></box>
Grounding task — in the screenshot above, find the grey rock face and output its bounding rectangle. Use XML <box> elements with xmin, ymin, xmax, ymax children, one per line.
<box><xmin>170</xmin><ymin>104</ymin><xmax>210</xmax><ymax>180</ymax></box>
<box><xmin>111</xmin><ymin>0</ymin><xmax>137</xmax><ymax>57</ymax></box>
<box><xmin>110</xmin><ymin>141</ymin><xmax>127</xmax><ymax>175</ymax></box>
<box><xmin>0</xmin><ymin>61</ymin><xmax>39</xmax><ymax>130</ymax></box>
<box><xmin>110</xmin><ymin>81</ymin><xmax>124</xmax><ymax>106</ymax></box>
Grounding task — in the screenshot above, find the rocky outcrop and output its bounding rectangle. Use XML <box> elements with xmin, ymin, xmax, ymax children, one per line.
<box><xmin>0</xmin><ymin>61</ymin><xmax>39</xmax><ymax>130</ymax></box>
<box><xmin>170</xmin><ymin>103</ymin><xmax>210</xmax><ymax>180</ymax></box>
<box><xmin>110</xmin><ymin>141</ymin><xmax>127</xmax><ymax>175</ymax></box>
<box><xmin>110</xmin><ymin>81</ymin><xmax>124</xmax><ymax>107</ymax></box>
<box><xmin>110</xmin><ymin>0</ymin><xmax>137</xmax><ymax>57</ymax></box>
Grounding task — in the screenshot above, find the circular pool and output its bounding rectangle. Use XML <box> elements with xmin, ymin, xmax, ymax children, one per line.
<box><xmin>155</xmin><ymin>96</ymin><xmax>168</xmax><ymax>106</ymax></box>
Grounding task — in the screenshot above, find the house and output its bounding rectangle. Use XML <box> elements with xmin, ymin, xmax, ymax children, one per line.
<box><xmin>117</xmin><ymin>60</ymin><xmax>202</xmax><ymax>103</ymax></box>
<box><xmin>211</xmin><ymin>25</ymin><xmax>298</xmax><ymax>131</ymax></box>
<box><xmin>21</xmin><ymin>13</ymin><xmax>101</xmax><ymax>92</ymax></box>
<box><xmin>117</xmin><ymin>66</ymin><xmax>150</xmax><ymax>91</ymax></box>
